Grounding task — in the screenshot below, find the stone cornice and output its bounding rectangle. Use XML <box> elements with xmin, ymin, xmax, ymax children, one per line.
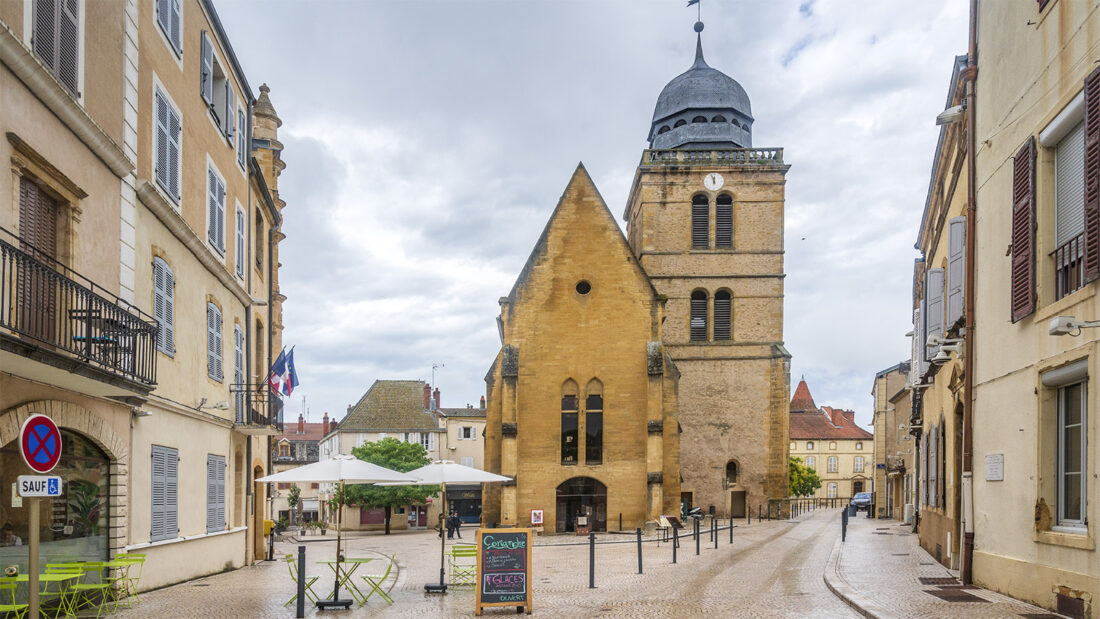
<box><xmin>0</xmin><ymin>23</ymin><xmax>133</xmax><ymax>178</ymax></box>
<box><xmin>137</xmin><ymin>179</ymin><xmax>252</xmax><ymax>307</ymax></box>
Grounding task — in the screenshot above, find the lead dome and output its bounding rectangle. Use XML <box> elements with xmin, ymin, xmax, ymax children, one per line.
<box><xmin>649</xmin><ymin>33</ymin><xmax>753</xmax><ymax>150</ymax></box>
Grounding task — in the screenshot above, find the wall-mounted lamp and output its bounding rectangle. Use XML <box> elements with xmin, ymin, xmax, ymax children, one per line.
<box><xmin>936</xmin><ymin>103</ymin><xmax>966</xmax><ymax>125</ymax></box>
<box><xmin>1049</xmin><ymin>316</ymin><xmax>1100</xmax><ymax>337</ymax></box>
<box><xmin>133</xmin><ymin>410</ymin><xmax>153</xmax><ymax>418</ymax></box>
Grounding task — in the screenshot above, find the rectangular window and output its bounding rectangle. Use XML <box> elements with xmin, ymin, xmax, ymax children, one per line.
<box><xmin>153</xmin><ymin>258</ymin><xmax>175</xmax><ymax>355</ymax></box>
<box><xmin>790</xmin><ymin>441</ymin><xmax>796</xmax><ymax>450</ymax></box>
<box><xmin>585</xmin><ymin>413</ymin><xmax>603</xmax><ymax>465</ymax></box>
<box><xmin>829</xmin><ymin>442</ymin><xmax>837</xmax><ymax>450</ymax></box>
<box><xmin>460</xmin><ymin>457</ymin><xmax>474</xmax><ymax>468</ymax></box>
<box><xmin>460</xmin><ymin>426</ymin><xmax>475</xmax><ymax>440</ymax></box>
<box><xmin>806</xmin><ymin>442</ymin><xmax>814</xmax><ymax>450</ymax></box>
<box><xmin>151</xmin><ymin>445</ymin><xmax>178</xmax><ymax>542</ymax></box>
<box><xmin>1054</xmin><ymin>121</ymin><xmax>1086</xmax><ymax>299</ymax></box>
<box><xmin>32</xmin><ymin>0</ymin><xmax>80</xmax><ymax>95</ymax></box>
<box><xmin>155</xmin><ymin>0</ymin><xmax>182</xmax><ymax>55</ymax></box>
<box><xmin>419</xmin><ymin>433</ymin><xmax>433</xmax><ymax>452</ymax></box>
<box><xmin>206</xmin><ymin>454</ymin><xmax>226</xmax><ymax>533</ymax></box>
<box><xmin>827</xmin><ymin>456</ymin><xmax>838</xmax><ymax>473</ymax></box>
<box><xmin>805</xmin><ymin>456</ymin><xmax>815</xmax><ymax>471</ymax></box>
<box><xmin>233</xmin><ymin>324</ymin><xmax>244</xmax><ymax>422</ymax></box>
<box><xmin>854</xmin><ymin>456</ymin><xmax>864</xmax><ymax>473</ymax></box>
<box><xmin>561</xmin><ymin>413</ymin><xmax>578</xmax><ymax>464</ymax></box>
<box><xmin>207</xmin><ymin>303</ymin><xmax>222</xmax><ymax>380</ymax></box>
<box><xmin>235</xmin><ymin>207</ymin><xmax>245</xmax><ymax>278</ymax></box>
<box><xmin>827</xmin><ymin>482</ymin><xmax>837</xmax><ymax>498</ymax></box>
<box><xmin>207</xmin><ymin>166</ymin><xmax>226</xmax><ymax>254</ymax></box>
<box><xmin>855</xmin><ymin>442</ymin><xmax>863</xmax><ymax>450</ymax></box>
<box><xmin>1058</xmin><ymin>382</ymin><xmax>1087</xmax><ymax>527</ymax></box>
<box><xmin>154</xmin><ymin>89</ymin><xmax>182</xmax><ymax>203</ymax></box>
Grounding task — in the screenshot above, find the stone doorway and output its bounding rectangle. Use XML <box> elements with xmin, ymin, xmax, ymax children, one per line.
<box><xmin>730</xmin><ymin>491</ymin><xmax>746</xmax><ymax>518</ymax></box>
<box><xmin>555</xmin><ymin>477</ymin><xmax>607</xmax><ymax>533</ymax></box>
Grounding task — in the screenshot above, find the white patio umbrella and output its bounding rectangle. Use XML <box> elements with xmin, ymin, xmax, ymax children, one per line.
<box><xmin>380</xmin><ymin>460</ymin><xmax>511</xmax><ymax>592</ymax></box>
<box><xmin>256</xmin><ymin>454</ymin><xmax>416</xmax><ymax>608</ymax></box>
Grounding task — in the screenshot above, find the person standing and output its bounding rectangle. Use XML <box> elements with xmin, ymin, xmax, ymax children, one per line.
<box><xmin>451</xmin><ymin>510</ymin><xmax>462</xmax><ymax>539</ymax></box>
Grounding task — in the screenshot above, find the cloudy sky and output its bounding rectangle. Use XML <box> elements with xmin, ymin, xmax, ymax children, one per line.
<box><xmin>215</xmin><ymin>0</ymin><xmax>968</xmax><ymax>430</ymax></box>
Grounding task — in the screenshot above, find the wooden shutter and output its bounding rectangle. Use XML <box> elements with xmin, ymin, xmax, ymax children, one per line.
<box><xmin>691</xmin><ymin>195</ymin><xmax>709</xmax><ymax>248</ymax></box>
<box><xmin>690</xmin><ymin>291</ymin><xmax>707</xmax><ymax>341</ymax></box>
<box><xmin>155</xmin><ymin>91</ymin><xmax>170</xmax><ymax>192</ymax></box>
<box><xmin>713</xmin><ymin>290</ymin><xmax>731</xmax><ymax>340</ymax></box>
<box><xmin>234</xmin><ymin>325</ymin><xmax>243</xmax><ymax>384</ymax></box>
<box><xmin>925</xmin><ymin>268</ymin><xmax>945</xmax><ymax>359</ymax></box>
<box><xmin>216</xmin><ymin>457</ymin><xmax>226</xmax><ymax>531</ymax></box>
<box><xmin>32</xmin><ymin>0</ymin><xmax>57</xmax><ymax>75</ymax></box>
<box><xmin>153</xmin><ymin>258</ymin><xmax>174</xmax><ymax>354</ymax></box>
<box><xmin>151</xmin><ymin>446</ymin><xmax>166</xmax><ymax>540</ymax></box>
<box><xmin>156</xmin><ymin>0</ymin><xmax>182</xmax><ymax>52</ymax></box>
<box><xmin>56</xmin><ymin>0</ymin><xmax>79</xmax><ymax>94</ymax></box>
<box><xmin>207</xmin><ymin>303</ymin><xmax>222</xmax><ymax>380</ymax></box>
<box><xmin>946</xmin><ymin>217</ymin><xmax>965</xmax><ymax>327</ymax></box>
<box><xmin>201</xmin><ymin>32</ymin><xmax>213</xmax><ymax>105</ymax></box>
<box><xmin>235</xmin><ymin>209</ymin><xmax>245</xmax><ymax>277</ymax></box>
<box><xmin>206</xmin><ymin>455</ymin><xmax>218</xmax><ymax>532</ymax></box>
<box><xmin>1084</xmin><ymin>67</ymin><xmax>1100</xmax><ymax>282</ymax></box>
<box><xmin>715</xmin><ymin>194</ymin><xmax>733</xmax><ymax>248</ymax></box>
<box><xmin>225</xmin><ymin>84</ymin><xmax>235</xmax><ymax>138</ymax></box>
<box><xmin>238</xmin><ymin>108</ymin><xmax>247</xmax><ymax>167</ymax></box>
<box><xmin>168</xmin><ymin>104</ymin><xmax>181</xmax><ymax>201</ymax></box>
<box><xmin>165</xmin><ymin>446</ymin><xmax>178</xmax><ymax>537</ymax></box>
<box><xmin>1011</xmin><ymin>138</ymin><xmax>1037</xmax><ymax>322</ymax></box>
<box><xmin>217</xmin><ymin>179</ymin><xmax>226</xmax><ymax>252</ymax></box>
<box><xmin>207</xmin><ymin>170</ymin><xmax>225</xmax><ymax>252</ymax></box>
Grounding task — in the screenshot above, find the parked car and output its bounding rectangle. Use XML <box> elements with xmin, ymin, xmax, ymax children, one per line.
<box><xmin>850</xmin><ymin>492</ymin><xmax>872</xmax><ymax>512</ymax></box>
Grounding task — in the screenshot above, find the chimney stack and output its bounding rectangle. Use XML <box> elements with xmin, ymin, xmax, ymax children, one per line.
<box><xmin>297</xmin><ymin>413</ymin><xmax>304</xmax><ymax>434</ymax></box>
<box><xmin>322</xmin><ymin>412</ymin><xmax>330</xmax><ymax>435</ymax></box>
<box><xmin>480</xmin><ymin>395</ymin><xmax>485</xmax><ymax>410</ymax></box>
<box><xmin>433</xmin><ymin>387</ymin><xmax>441</xmax><ymax>410</ymax></box>
<box><xmin>424</xmin><ymin>383</ymin><xmax>432</xmax><ymax>410</ymax></box>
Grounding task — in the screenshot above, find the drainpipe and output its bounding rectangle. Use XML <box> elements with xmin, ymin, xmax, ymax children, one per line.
<box><xmin>960</xmin><ymin>0</ymin><xmax>978</xmax><ymax>586</ymax></box>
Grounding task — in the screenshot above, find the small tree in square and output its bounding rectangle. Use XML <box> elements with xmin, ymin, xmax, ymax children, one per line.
<box><xmin>287</xmin><ymin>483</ymin><xmax>301</xmax><ymax>525</ymax></box>
<box><xmin>345</xmin><ymin>438</ymin><xmax>439</xmax><ymax>535</ymax></box>
<box><xmin>789</xmin><ymin>456</ymin><xmax>822</xmax><ymax>497</ymax></box>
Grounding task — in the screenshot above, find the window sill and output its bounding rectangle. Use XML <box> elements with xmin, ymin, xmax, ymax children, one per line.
<box><xmin>1034</xmin><ymin>528</ymin><xmax>1093</xmax><ymax>550</ymax></box>
<box><xmin>127</xmin><ymin>526</ymin><xmax>247</xmax><ymax>551</ymax></box>
<box><xmin>1034</xmin><ymin>284</ymin><xmax>1095</xmax><ymax>324</ymax></box>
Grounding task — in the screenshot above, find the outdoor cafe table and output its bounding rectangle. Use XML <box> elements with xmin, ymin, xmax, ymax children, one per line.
<box><xmin>13</xmin><ymin>572</ymin><xmax>83</xmax><ymax>616</ymax></box>
<box><xmin>317</xmin><ymin>558</ymin><xmax>373</xmax><ymax>606</ymax></box>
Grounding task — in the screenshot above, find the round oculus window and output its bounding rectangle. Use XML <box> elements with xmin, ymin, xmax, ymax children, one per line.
<box><xmin>575</xmin><ymin>280</ymin><xmax>592</xmax><ymax>295</ymax></box>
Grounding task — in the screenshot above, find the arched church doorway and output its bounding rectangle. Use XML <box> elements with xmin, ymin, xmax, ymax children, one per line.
<box><xmin>555</xmin><ymin>477</ymin><xmax>606</xmax><ymax>533</ymax></box>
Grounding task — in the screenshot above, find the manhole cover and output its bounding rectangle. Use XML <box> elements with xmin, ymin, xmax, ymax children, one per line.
<box><xmin>193</xmin><ymin>583</ymin><xmax>211</xmax><ymax>587</ymax></box>
<box><xmin>924</xmin><ymin>589</ymin><xmax>987</xmax><ymax>603</ymax></box>
<box><xmin>891</xmin><ymin>553</ymin><xmax>909</xmax><ymax>556</ymax></box>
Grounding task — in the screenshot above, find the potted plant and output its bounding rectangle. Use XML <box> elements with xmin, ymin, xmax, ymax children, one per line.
<box><xmin>319</xmin><ymin>521</ymin><xmax>328</xmax><ymax>536</ymax></box>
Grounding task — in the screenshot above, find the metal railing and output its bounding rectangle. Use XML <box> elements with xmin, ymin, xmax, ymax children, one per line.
<box><xmin>1053</xmin><ymin>233</ymin><xmax>1084</xmax><ymax>300</ymax></box>
<box><xmin>231</xmin><ymin>383</ymin><xmax>285</xmax><ymax>430</ymax></box>
<box><xmin>642</xmin><ymin>147</ymin><xmax>784</xmax><ymax>166</ymax></box>
<box><xmin>0</xmin><ymin>226</ymin><xmax>157</xmax><ymax>384</ymax></box>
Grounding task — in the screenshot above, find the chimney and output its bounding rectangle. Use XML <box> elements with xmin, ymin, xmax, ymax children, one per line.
<box><xmin>433</xmin><ymin>387</ymin><xmax>441</xmax><ymax>410</ymax></box>
<box><xmin>322</xmin><ymin>412</ymin><xmax>330</xmax><ymax>435</ymax></box>
<box><xmin>843</xmin><ymin>410</ymin><xmax>855</xmax><ymax>424</ymax></box>
<box><xmin>480</xmin><ymin>395</ymin><xmax>485</xmax><ymax>410</ymax></box>
<box><xmin>424</xmin><ymin>383</ymin><xmax>432</xmax><ymax>410</ymax></box>
<box><xmin>830</xmin><ymin>409</ymin><xmax>844</xmax><ymax>427</ymax></box>
<box><xmin>297</xmin><ymin>413</ymin><xmax>304</xmax><ymax>434</ymax></box>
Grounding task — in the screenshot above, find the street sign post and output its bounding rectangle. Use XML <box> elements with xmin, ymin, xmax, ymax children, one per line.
<box><xmin>18</xmin><ymin>414</ymin><xmax>63</xmax><ymax>619</ymax></box>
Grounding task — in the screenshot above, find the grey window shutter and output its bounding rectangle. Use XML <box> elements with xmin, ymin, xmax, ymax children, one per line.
<box><xmin>56</xmin><ymin>0</ymin><xmax>78</xmax><ymax>95</ymax></box>
<box><xmin>217</xmin><ymin>178</ymin><xmax>226</xmax><ymax>252</ymax></box>
<box><xmin>238</xmin><ymin>108</ymin><xmax>247</xmax><ymax>167</ymax></box>
<box><xmin>691</xmin><ymin>195</ymin><xmax>709</xmax><ymax>248</ymax></box>
<box><xmin>214</xmin><ymin>306</ymin><xmax>223</xmax><ymax>379</ymax></box>
<box><xmin>166</xmin><ymin>447</ymin><xmax>178</xmax><ymax>536</ymax></box>
<box><xmin>924</xmin><ymin>268</ymin><xmax>945</xmax><ymax>360</ymax></box>
<box><xmin>206</xmin><ymin>455</ymin><xmax>217</xmax><ymax>532</ymax></box>
<box><xmin>153</xmin><ymin>258</ymin><xmax>174</xmax><ymax>354</ymax></box>
<box><xmin>156</xmin><ymin>0</ymin><xmax>170</xmax><ymax>42</ymax></box>
<box><xmin>216</xmin><ymin>457</ymin><xmax>226</xmax><ymax>530</ymax></box>
<box><xmin>32</xmin><ymin>0</ymin><xmax>57</xmax><ymax>74</ymax></box>
<box><xmin>946</xmin><ymin>217</ymin><xmax>965</xmax><ymax>327</ymax></box>
<box><xmin>155</xmin><ymin>91</ymin><xmax>170</xmax><ymax>192</ymax></box>
<box><xmin>207</xmin><ymin>170</ymin><xmax>219</xmax><ymax>247</ymax></box>
<box><xmin>168</xmin><ymin>106</ymin><xmax>181</xmax><ymax>200</ymax></box>
<box><xmin>207</xmin><ymin>303</ymin><xmax>223</xmax><ymax>379</ymax></box>
<box><xmin>200</xmin><ymin>32</ymin><xmax>213</xmax><ymax>105</ymax></box>
<box><xmin>235</xmin><ymin>209</ymin><xmax>245</xmax><ymax>277</ymax></box>
<box><xmin>169</xmin><ymin>0</ymin><xmax>181</xmax><ymax>52</ymax></box>
<box><xmin>715</xmin><ymin>194</ymin><xmax>733</xmax><ymax>248</ymax></box>
<box><xmin>225</xmin><ymin>84</ymin><xmax>235</xmax><ymax>138</ymax></box>
<box><xmin>472</xmin><ymin>427</ymin><xmax>477</xmax><ymax>440</ymax></box>
<box><xmin>151</xmin><ymin>446</ymin><xmax>166</xmax><ymax>540</ymax></box>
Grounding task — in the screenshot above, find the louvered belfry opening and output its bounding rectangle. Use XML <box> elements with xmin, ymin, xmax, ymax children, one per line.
<box><xmin>716</xmin><ymin>194</ymin><xmax>733</xmax><ymax>248</ymax></box>
<box><xmin>690</xmin><ymin>290</ymin><xmax>708</xmax><ymax>341</ymax></box>
<box><xmin>713</xmin><ymin>290</ymin><xmax>732</xmax><ymax>340</ymax></box>
<box><xmin>691</xmin><ymin>194</ymin><xmax>709</xmax><ymax>248</ymax></box>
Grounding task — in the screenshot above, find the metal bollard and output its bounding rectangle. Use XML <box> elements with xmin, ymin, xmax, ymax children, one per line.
<box><xmin>713</xmin><ymin>518</ymin><xmax>717</xmax><ymax>549</ymax></box>
<box><xmin>672</xmin><ymin>525</ymin><xmax>678</xmax><ymax>563</ymax></box>
<box><xmin>729</xmin><ymin>517</ymin><xmax>733</xmax><ymax>544</ymax></box>
<box><xmin>619</xmin><ymin>513</ymin><xmax>623</xmax><ymax>531</ymax></box>
<box><xmin>758</xmin><ymin>504</ymin><xmax>762</xmax><ymax>521</ymax></box>
<box><xmin>636</xmin><ymin>528</ymin><xmax>643</xmax><ymax>574</ymax></box>
<box><xmin>842</xmin><ymin>508</ymin><xmax>848</xmax><ymax>542</ymax></box>
<box><xmin>269</xmin><ymin>530</ymin><xmax>275</xmax><ymax>561</ymax></box>
<box><xmin>296</xmin><ymin>545</ymin><xmax>306</xmax><ymax>618</ymax></box>
<box><xmin>695</xmin><ymin>519</ymin><xmax>700</xmax><ymax>555</ymax></box>
<box><xmin>589</xmin><ymin>531</ymin><xmax>596</xmax><ymax>588</ymax></box>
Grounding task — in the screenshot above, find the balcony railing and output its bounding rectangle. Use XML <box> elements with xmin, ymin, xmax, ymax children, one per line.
<box><xmin>0</xmin><ymin>227</ymin><xmax>157</xmax><ymax>384</ymax></box>
<box><xmin>1053</xmin><ymin>233</ymin><xmax>1084</xmax><ymax>301</ymax></box>
<box><xmin>231</xmin><ymin>383</ymin><xmax>284</xmax><ymax>433</ymax></box>
<box><xmin>641</xmin><ymin>147</ymin><xmax>784</xmax><ymax>167</ymax></box>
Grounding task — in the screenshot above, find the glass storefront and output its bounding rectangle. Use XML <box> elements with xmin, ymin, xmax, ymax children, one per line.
<box><xmin>0</xmin><ymin>429</ymin><xmax>111</xmax><ymax>575</ymax></box>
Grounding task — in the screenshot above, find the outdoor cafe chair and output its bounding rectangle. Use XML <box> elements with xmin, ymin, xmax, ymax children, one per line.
<box><xmin>0</xmin><ymin>577</ymin><xmax>28</xmax><ymax>619</ymax></box>
<box><xmin>107</xmin><ymin>553</ymin><xmax>144</xmax><ymax>608</ymax></box>
<box><xmin>284</xmin><ymin>554</ymin><xmax>320</xmax><ymax>608</ymax></box>
<box><xmin>358</xmin><ymin>554</ymin><xmax>395</xmax><ymax>606</ymax></box>
<box><xmin>42</xmin><ymin>564</ymin><xmax>84</xmax><ymax>618</ymax></box>
<box><xmin>446</xmin><ymin>545</ymin><xmax>477</xmax><ymax>590</ymax></box>
<box><xmin>65</xmin><ymin>563</ymin><xmax>111</xmax><ymax>619</ymax></box>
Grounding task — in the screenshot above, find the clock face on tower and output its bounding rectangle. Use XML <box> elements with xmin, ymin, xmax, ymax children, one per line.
<box><xmin>703</xmin><ymin>173</ymin><xmax>724</xmax><ymax>191</ymax></box>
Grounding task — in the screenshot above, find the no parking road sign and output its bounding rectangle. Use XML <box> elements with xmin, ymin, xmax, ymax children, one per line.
<box><xmin>20</xmin><ymin>414</ymin><xmax>62</xmax><ymax>474</ymax></box>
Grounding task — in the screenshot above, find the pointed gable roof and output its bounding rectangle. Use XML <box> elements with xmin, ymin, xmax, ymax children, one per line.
<box><xmin>790</xmin><ymin>377</ymin><xmax>818</xmax><ymax>413</ymax></box>
<box><xmin>337</xmin><ymin>380</ymin><xmax>440</xmax><ymax>433</ymax></box>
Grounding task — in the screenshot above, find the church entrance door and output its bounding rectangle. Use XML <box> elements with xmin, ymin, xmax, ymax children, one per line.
<box><xmin>555</xmin><ymin>477</ymin><xmax>607</xmax><ymax>533</ymax></box>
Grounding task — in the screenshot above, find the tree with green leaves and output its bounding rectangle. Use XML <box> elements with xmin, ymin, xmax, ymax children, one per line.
<box><xmin>345</xmin><ymin>438</ymin><xmax>439</xmax><ymax>535</ymax></box>
<box><xmin>287</xmin><ymin>483</ymin><xmax>301</xmax><ymax>525</ymax></box>
<box><xmin>789</xmin><ymin>456</ymin><xmax>822</xmax><ymax>497</ymax></box>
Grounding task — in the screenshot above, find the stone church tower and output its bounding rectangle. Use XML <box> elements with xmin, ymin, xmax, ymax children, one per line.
<box><xmin>624</xmin><ymin>27</ymin><xmax>791</xmax><ymax>517</ymax></box>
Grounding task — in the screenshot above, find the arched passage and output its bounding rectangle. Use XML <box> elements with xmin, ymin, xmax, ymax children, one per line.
<box><xmin>555</xmin><ymin>477</ymin><xmax>607</xmax><ymax>533</ymax></box>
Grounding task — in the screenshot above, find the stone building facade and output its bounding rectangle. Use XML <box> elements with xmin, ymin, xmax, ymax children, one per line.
<box><xmin>0</xmin><ymin>0</ymin><xmax>286</xmax><ymax>591</ymax></box>
<box><xmin>623</xmin><ymin>34</ymin><xmax>791</xmax><ymax>517</ymax></box>
<box><xmin>270</xmin><ymin>415</ymin><xmax>329</xmax><ymax>524</ymax></box>
<box><xmin>871</xmin><ymin>362</ymin><xmax>913</xmax><ymax>522</ymax></box>
<box><xmin>482</xmin><ymin>165</ymin><xmax>681</xmax><ymax>533</ymax></box>
<box><xmin>788</xmin><ymin>379</ymin><xmax>872</xmax><ymax>501</ymax></box>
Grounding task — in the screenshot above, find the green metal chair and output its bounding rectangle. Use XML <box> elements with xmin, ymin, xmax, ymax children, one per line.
<box><xmin>447</xmin><ymin>545</ymin><xmax>477</xmax><ymax>590</ymax></box>
<box><xmin>284</xmin><ymin>554</ymin><xmax>320</xmax><ymax>608</ymax></box>
<box><xmin>358</xmin><ymin>554</ymin><xmax>395</xmax><ymax>605</ymax></box>
<box><xmin>66</xmin><ymin>562</ymin><xmax>112</xmax><ymax>619</ymax></box>
<box><xmin>0</xmin><ymin>577</ymin><xmax>28</xmax><ymax>619</ymax></box>
<box><xmin>108</xmin><ymin>553</ymin><xmax>145</xmax><ymax>609</ymax></box>
<box><xmin>42</xmin><ymin>564</ymin><xmax>84</xmax><ymax>619</ymax></box>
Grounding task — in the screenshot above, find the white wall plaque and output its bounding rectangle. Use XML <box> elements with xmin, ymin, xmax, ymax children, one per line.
<box><xmin>985</xmin><ymin>453</ymin><xmax>1004</xmax><ymax>481</ymax></box>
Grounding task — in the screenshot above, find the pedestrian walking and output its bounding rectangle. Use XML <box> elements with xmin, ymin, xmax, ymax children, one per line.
<box><xmin>446</xmin><ymin>512</ymin><xmax>455</xmax><ymax>539</ymax></box>
<box><xmin>450</xmin><ymin>510</ymin><xmax>462</xmax><ymax>539</ymax></box>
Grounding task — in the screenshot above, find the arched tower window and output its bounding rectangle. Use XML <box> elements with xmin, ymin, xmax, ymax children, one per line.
<box><xmin>690</xmin><ymin>290</ymin><xmax>708</xmax><ymax>341</ymax></box>
<box><xmin>673</xmin><ymin>119</ymin><xmax>687</xmax><ymax>128</ymax></box>
<box><xmin>691</xmin><ymin>194</ymin><xmax>709</xmax><ymax>249</ymax></box>
<box><xmin>714</xmin><ymin>290</ymin><xmax>731</xmax><ymax>340</ymax></box>
<box><xmin>691</xmin><ymin>115</ymin><xmax>708</xmax><ymax>123</ymax></box>
<box><xmin>716</xmin><ymin>194</ymin><xmax>733</xmax><ymax>248</ymax></box>
<box><xmin>657</xmin><ymin>125</ymin><xmax>671</xmax><ymax>135</ymax></box>
<box><xmin>725</xmin><ymin>460</ymin><xmax>739</xmax><ymax>485</ymax></box>
<box><xmin>561</xmin><ymin>380</ymin><xmax>579</xmax><ymax>465</ymax></box>
<box><xmin>585</xmin><ymin>379</ymin><xmax>603</xmax><ymax>465</ymax></box>
<box><xmin>711</xmin><ymin>115</ymin><xmax>727</xmax><ymax>123</ymax></box>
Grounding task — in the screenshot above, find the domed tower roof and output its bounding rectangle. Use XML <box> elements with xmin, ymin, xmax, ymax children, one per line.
<box><xmin>649</xmin><ymin>30</ymin><xmax>753</xmax><ymax>150</ymax></box>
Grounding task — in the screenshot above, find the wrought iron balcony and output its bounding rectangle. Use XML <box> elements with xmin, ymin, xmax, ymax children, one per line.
<box><xmin>231</xmin><ymin>383</ymin><xmax>284</xmax><ymax>435</ymax></box>
<box><xmin>0</xmin><ymin>227</ymin><xmax>157</xmax><ymax>385</ymax></box>
<box><xmin>641</xmin><ymin>147</ymin><xmax>784</xmax><ymax>167</ymax></box>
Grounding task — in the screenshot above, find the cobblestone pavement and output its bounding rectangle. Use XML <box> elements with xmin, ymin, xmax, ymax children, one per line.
<box><xmin>826</xmin><ymin>514</ymin><xmax>1064</xmax><ymax>618</ymax></box>
<box><xmin>112</xmin><ymin>508</ymin><xmax>856</xmax><ymax>618</ymax></box>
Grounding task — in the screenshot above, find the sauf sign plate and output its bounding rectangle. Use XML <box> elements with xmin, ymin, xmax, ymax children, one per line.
<box><xmin>17</xmin><ymin>476</ymin><xmax>62</xmax><ymax>498</ymax></box>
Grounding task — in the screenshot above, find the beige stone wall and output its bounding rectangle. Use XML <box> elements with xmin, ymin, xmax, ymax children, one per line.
<box><xmin>790</xmin><ymin>437</ymin><xmax>870</xmax><ymax>500</ymax></box>
<box><xmin>444</xmin><ymin>417</ymin><xmax>486</xmax><ymax>469</ymax></box>
<box><xmin>872</xmin><ymin>367</ymin><xmax>914</xmax><ymax>520</ymax></box>
<box><xmin>626</xmin><ymin>161</ymin><xmax>790</xmax><ymax>515</ymax></box>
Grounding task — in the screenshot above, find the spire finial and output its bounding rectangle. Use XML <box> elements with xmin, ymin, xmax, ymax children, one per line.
<box><xmin>693</xmin><ymin>31</ymin><xmax>707</xmax><ymax>68</ymax></box>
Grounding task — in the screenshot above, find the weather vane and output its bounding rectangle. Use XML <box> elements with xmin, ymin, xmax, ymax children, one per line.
<box><xmin>687</xmin><ymin>0</ymin><xmax>704</xmax><ymax>33</ymax></box>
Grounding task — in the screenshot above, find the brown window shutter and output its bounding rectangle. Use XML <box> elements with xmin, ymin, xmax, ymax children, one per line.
<box><xmin>1011</xmin><ymin>137</ymin><xmax>1037</xmax><ymax>323</ymax></box>
<box><xmin>1083</xmin><ymin>66</ymin><xmax>1100</xmax><ymax>282</ymax></box>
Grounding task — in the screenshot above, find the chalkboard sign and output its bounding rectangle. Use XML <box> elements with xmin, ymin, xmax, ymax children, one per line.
<box><xmin>475</xmin><ymin>528</ymin><xmax>532</xmax><ymax>615</ymax></box>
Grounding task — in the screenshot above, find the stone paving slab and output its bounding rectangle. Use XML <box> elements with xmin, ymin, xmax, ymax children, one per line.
<box><xmin>825</xmin><ymin>514</ymin><xmax>1066</xmax><ymax>619</ymax></box>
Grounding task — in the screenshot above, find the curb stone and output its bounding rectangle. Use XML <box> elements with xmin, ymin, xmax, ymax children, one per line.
<box><xmin>823</xmin><ymin>535</ymin><xmax>887</xmax><ymax>619</ymax></box>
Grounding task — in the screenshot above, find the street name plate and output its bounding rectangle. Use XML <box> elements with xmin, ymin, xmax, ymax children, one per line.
<box><xmin>984</xmin><ymin>453</ymin><xmax>1004</xmax><ymax>481</ymax></box>
<box><xmin>17</xmin><ymin>476</ymin><xmax>62</xmax><ymax>497</ymax></box>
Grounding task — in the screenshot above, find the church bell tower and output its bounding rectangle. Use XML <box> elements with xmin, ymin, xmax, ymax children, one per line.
<box><xmin>624</xmin><ymin>21</ymin><xmax>791</xmax><ymax>516</ymax></box>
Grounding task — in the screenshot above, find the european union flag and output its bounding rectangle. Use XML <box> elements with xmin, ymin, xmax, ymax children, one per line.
<box><xmin>282</xmin><ymin>348</ymin><xmax>300</xmax><ymax>396</ymax></box>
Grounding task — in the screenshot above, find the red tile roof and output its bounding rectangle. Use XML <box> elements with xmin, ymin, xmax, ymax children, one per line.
<box><xmin>790</xmin><ymin>378</ymin><xmax>818</xmax><ymax>413</ymax></box>
<box><xmin>275</xmin><ymin>422</ymin><xmax>327</xmax><ymax>443</ymax></box>
<box><xmin>788</xmin><ymin>378</ymin><xmax>872</xmax><ymax>439</ymax></box>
